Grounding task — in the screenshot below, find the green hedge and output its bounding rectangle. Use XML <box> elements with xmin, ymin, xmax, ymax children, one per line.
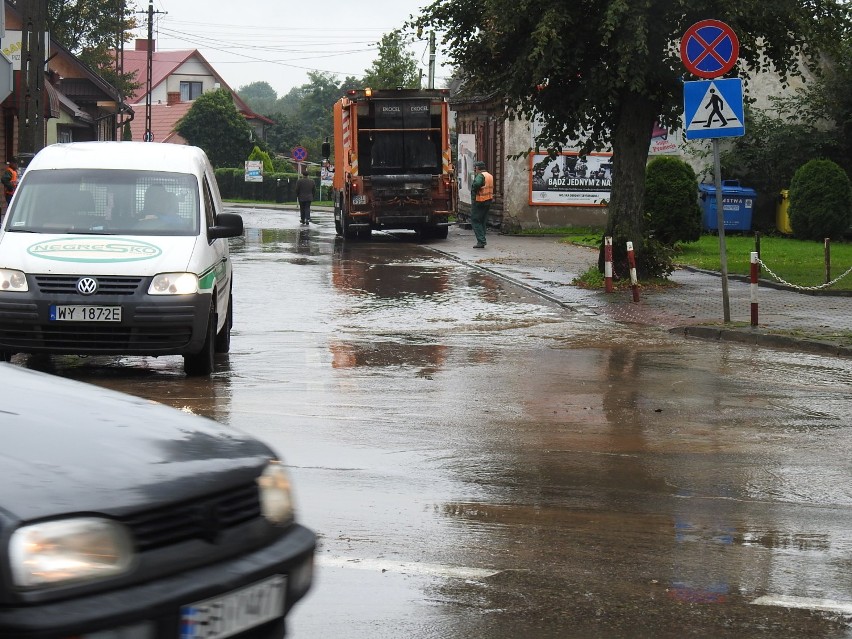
<box><xmin>214</xmin><ymin>168</ymin><xmax>321</xmax><ymax>202</ymax></box>
<box><xmin>788</xmin><ymin>159</ymin><xmax>852</xmax><ymax>240</ymax></box>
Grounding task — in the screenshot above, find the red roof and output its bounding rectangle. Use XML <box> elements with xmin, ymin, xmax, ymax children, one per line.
<box><xmin>116</xmin><ymin>44</ymin><xmax>273</xmax><ymax>144</ymax></box>
<box><xmin>129</xmin><ymin>102</ymin><xmax>192</xmax><ymax>143</ymax></box>
<box><xmin>120</xmin><ymin>46</ymin><xmax>271</xmax><ymax>123</ymax></box>
<box><xmin>122</xmin><ymin>48</ymin><xmax>199</xmax><ymax>104</ymax></box>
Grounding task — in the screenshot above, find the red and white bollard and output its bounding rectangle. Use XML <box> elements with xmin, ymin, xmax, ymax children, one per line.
<box><xmin>750</xmin><ymin>251</ymin><xmax>759</xmax><ymax>327</ymax></box>
<box><xmin>626</xmin><ymin>241</ymin><xmax>640</xmax><ymax>302</ymax></box>
<box><xmin>604</xmin><ymin>236</ymin><xmax>613</xmax><ymax>293</ymax></box>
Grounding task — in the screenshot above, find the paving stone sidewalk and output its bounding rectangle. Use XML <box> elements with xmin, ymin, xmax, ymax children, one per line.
<box><xmin>429</xmin><ymin>224</ymin><xmax>852</xmax><ymax>358</ymax></box>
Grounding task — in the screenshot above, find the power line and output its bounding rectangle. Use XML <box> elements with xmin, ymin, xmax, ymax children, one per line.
<box><xmin>133</xmin><ymin>8</ymin><xmax>452</xmax><ymax>90</ymax></box>
<box><xmin>151</xmin><ymin>27</ymin><xmax>380</xmax><ymax>76</ymax></box>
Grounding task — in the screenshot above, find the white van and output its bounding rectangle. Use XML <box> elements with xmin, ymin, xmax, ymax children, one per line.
<box><xmin>0</xmin><ymin>142</ymin><xmax>243</xmax><ymax>375</ymax></box>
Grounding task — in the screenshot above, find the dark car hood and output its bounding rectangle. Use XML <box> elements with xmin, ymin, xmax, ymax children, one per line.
<box><xmin>0</xmin><ymin>364</ymin><xmax>274</xmax><ymax>523</ymax></box>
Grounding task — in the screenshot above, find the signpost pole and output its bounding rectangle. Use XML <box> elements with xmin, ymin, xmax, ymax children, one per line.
<box><xmin>681</xmin><ymin>18</ymin><xmax>740</xmax><ymax>325</ymax></box>
<box><xmin>712</xmin><ymin>139</ymin><xmax>731</xmax><ymax>322</ymax></box>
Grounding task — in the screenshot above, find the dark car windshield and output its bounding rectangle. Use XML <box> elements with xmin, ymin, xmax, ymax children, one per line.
<box><xmin>4</xmin><ymin>169</ymin><xmax>200</xmax><ymax>236</ymax></box>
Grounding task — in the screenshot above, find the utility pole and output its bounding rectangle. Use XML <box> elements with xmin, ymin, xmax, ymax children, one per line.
<box><xmin>18</xmin><ymin>0</ymin><xmax>49</xmax><ymax>166</ymax></box>
<box><xmin>427</xmin><ymin>32</ymin><xmax>436</xmax><ymax>90</ymax></box>
<box><xmin>141</xmin><ymin>0</ymin><xmax>165</xmax><ymax>142</ymax></box>
<box><xmin>144</xmin><ymin>0</ymin><xmax>154</xmax><ymax>142</ymax></box>
<box><xmin>116</xmin><ymin>0</ymin><xmax>127</xmax><ymax>139</ymax></box>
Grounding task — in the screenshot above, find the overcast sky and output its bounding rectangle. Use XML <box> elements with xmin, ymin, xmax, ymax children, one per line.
<box><xmin>133</xmin><ymin>0</ymin><xmax>451</xmax><ymax>97</ymax></box>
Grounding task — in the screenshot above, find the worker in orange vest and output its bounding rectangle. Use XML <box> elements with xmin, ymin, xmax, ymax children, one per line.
<box><xmin>2</xmin><ymin>158</ymin><xmax>18</xmax><ymax>210</ymax></box>
<box><xmin>470</xmin><ymin>160</ymin><xmax>493</xmax><ymax>249</ymax></box>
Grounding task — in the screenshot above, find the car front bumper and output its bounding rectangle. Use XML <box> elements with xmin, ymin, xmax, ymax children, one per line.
<box><xmin>0</xmin><ymin>282</ymin><xmax>211</xmax><ymax>356</ymax></box>
<box><xmin>0</xmin><ymin>524</ymin><xmax>316</xmax><ymax>639</ymax></box>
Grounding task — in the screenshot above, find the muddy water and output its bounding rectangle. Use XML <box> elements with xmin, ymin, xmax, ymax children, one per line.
<box><xmin>27</xmin><ymin>208</ymin><xmax>852</xmax><ymax>638</ymax></box>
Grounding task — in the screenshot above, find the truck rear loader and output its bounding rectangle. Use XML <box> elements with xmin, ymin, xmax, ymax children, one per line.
<box><xmin>330</xmin><ymin>88</ymin><xmax>455</xmax><ymax>239</ymax></box>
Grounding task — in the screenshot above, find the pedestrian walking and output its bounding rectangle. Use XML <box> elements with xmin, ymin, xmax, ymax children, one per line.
<box><xmin>2</xmin><ymin>158</ymin><xmax>18</xmax><ymax>218</ymax></box>
<box><xmin>470</xmin><ymin>160</ymin><xmax>493</xmax><ymax>248</ymax></box>
<box><xmin>296</xmin><ymin>169</ymin><xmax>315</xmax><ymax>225</ymax></box>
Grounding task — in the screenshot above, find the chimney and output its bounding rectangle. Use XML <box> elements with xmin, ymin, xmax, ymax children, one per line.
<box><xmin>167</xmin><ymin>92</ymin><xmax>180</xmax><ymax>106</ymax></box>
<box><xmin>135</xmin><ymin>39</ymin><xmax>155</xmax><ymax>52</ymax></box>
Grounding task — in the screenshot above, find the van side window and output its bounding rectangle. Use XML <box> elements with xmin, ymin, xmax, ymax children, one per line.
<box><xmin>202</xmin><ymin>177</ymin><xmax>217</xmax><ymax>229</ymax></box>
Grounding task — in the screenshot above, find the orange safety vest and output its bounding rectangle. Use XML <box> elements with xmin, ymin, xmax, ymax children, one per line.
<box><xmin>475</xmin><ymin>171</ymin><xmax>494</xmax><ymax>202</ymax></box>
<box><xmin>4</xmin><ymin>167</ymin><xmax>17</xmax><ymax>197</ymax></box>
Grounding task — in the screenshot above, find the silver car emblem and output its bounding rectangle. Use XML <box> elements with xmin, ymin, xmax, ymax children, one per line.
<box><xmin>76</xmin><ymin>277</ymin><xmax>98</xmax><ymax>295</ymax></box>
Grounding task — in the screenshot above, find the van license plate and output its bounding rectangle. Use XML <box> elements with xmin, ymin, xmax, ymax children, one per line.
<box><xmin>179</xmin><ymin>574</ymin><xmax>286</xmax><ymax>639</ymax></box>
<box><xmin>50</xmin><ymin>305</ymin><xmax>122</xmax><ymax>322</ymax></box>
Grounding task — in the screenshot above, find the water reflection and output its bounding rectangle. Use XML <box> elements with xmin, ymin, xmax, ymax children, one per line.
<box><xmin>329</xmin><ymin>337</ymin><xmax>447</xmax><ymax>372</ymax></box>
<box><xmin>332</xmin><ymin>238</ymin><xmax>450</xmax><ymax>299</ymax></box>
<box><xmin>21</xmin><ymin>353</ymin><xmax>234</xmax><ymax>423</ymax></box>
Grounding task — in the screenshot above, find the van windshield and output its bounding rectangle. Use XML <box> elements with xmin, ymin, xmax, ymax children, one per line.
<box><xmin>4</xmin><ymin>169</ymin><xmax>200</xmax><ymax>236</ymax></box>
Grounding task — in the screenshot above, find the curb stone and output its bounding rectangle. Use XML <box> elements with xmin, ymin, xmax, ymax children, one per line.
<box><xmin>674</xmin><ymin>326</ymin><xmax>852</xmax><ymax>358</ymax></box>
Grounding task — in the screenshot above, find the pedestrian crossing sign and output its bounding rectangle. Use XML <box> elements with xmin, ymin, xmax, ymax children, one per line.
<box><xmin>683</xmin><ymin>78</ymin><xmax>745</xmax><ymax>140</ymax></box>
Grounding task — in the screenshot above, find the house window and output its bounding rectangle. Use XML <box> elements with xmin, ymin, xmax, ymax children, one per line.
<box><xmin>180</xmin><ymin>81</ymin><xmax>203</xmax><ymax>101</ymax></box>
<box><xmin>58</xmin><ymin>127</ymin><xmax>73</xmax><ymax>143</ymax></box>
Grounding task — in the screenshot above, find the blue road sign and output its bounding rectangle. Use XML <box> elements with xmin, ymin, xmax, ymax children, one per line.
<box><xmin>683</xmin><ymin>78</ymin><xmax>745</xmax><ymax>140</ymax></box>
<box><xmin>292</xmin><ymin>145</ymin><xmax>308</xmax><ymax>162</ymax></box>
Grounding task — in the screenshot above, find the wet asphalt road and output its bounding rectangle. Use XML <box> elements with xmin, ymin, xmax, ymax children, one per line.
<box><xmin>22</xmin><ymin>207</ymin><xmax>852</xmax><ymax>638</ymax></box>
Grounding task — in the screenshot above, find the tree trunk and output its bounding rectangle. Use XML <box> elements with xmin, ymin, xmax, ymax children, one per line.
<box><xmin>598</xmin><ymin>92</ymin><xmax>658</xmax><ymax>278</ymax></box>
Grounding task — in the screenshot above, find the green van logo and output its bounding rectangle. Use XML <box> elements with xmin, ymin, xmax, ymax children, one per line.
<box><xmin>27</xmin><ymin>237</ymin><xmax>162</xmax><ymax>263</ymax></box>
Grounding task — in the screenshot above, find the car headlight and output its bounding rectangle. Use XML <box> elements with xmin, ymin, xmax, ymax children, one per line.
<box><xmin>0</xmin><ymin>268</ymin><xmax>28</xmax><ymax>292</ymax></box>
<box><xmin>148</xmin><ymin>272</ymin><xmax>198</xmax><ymax>295</ymax></box>
<box><xmin>9</xmin><ymin>518</ymin><xmax>134</xmax><ymax>588</ymax></box>
<box><xmin>257</xmin><ymin>461</ymin><xmax>294</xmax><ymax>525</ymax></box>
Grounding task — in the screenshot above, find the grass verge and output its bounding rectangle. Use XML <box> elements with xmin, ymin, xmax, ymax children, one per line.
<box><xmin>549</xmin><ymin>229</ymin><xmax>852</xmax><ymax>292</ymax></box>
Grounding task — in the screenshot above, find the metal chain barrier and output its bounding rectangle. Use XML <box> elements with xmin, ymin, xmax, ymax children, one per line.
<box><xmin>757</xmin><ymin>258</ymin><xmax>852</xmax><ymax>291</ymax></box>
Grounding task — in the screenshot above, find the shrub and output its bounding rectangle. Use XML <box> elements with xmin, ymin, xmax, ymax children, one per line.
<box><xmin>788</xmin><ymin>159</ymin><xmax>852</xmax><ymax>240</ymax></box>
<box><xmin>644</xmin><ymin>156</ymin><xmax>702</xmax><ymax>245</ymax></box>
<box><xmin>719</xmin><ymin>103</ymin><xmax>842</xmax><ymax>231</ymax></box>
<box><xmin>248</xmin><ymin>146</ymin><xmax>274</xmax><ymax>174</ymax></box>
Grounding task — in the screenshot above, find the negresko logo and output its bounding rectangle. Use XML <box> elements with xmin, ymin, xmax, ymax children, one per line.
<box><xmin>27</xmin><ymin>237</ymin><xmax>162</xmax><ymax>263</ymax></box>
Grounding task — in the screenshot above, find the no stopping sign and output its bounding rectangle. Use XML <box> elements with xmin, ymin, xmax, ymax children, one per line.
<box><xmin>680</xmin><ymin>19</ymin><xmax>739</xmax><ymax>78</ymax></box>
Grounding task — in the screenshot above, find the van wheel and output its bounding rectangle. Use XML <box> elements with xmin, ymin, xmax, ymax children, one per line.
<box><xmin>214</xmin><ymin>293</ymin><xmax>232</xmax><ymax>353</ymax></box>
<box><xmin>184</xmin><ymin>306</ymin><xmax>216</xmax><ymax>376</ymax></box>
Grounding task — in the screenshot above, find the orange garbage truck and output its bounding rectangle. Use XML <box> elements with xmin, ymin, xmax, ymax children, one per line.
<box><xmin>329</xmin><ymin>87</ymin><xmax>455</xmax><ymax>239</ymax></box>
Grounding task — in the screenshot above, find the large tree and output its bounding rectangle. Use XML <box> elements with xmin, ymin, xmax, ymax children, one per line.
<box><xmin>411</xmin><ymin>0</ymin><xmax>852</xmax><ymax>276</ymax></box>
<box><xmin>47</xmin><ymin>0</ymin><xmax>138</xmax><ymax>98</ymax></box>
<box><xmin>237</xmin><ymin>81</ymin><xmax>279</xmax><ymax>116</ymax></box>
<box><xmin>175</xmin><ymin>89</ymin><xmax>254</xmax><ymax>168</ymax></box>
<box><xmin>362</xmin><ymin>31</ymin><xmax>420</xmax><ymax>90</ymax></box>
<box><xmin>288</xmin><ymin>72</ymin><xmax>358</xmax><ymax>161</ymax></box>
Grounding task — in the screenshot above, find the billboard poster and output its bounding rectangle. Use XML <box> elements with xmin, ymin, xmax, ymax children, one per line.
<box><xmin>456</xmin><ymin>133</ymin><xmax>476</xmax><ymax>205</ymax></box>
<box><xmin>321</xmin><ymin>160</ymin><xmax>334</xmax><ymax>187</ymax></box>
<box><xmin>529</xmin><ymin>152</ymin><xmax>613</xmax><ymax>206</ymax></box>
<box><xmin>0</xmin><ymin>32</ymin><xmax>50</xmax><ymax>71</ymax></box>
<box><xmin>649</xmin><ymin>121</ymin><xmax>681</xmax><ymax>155</ymax></box>
<box><xmin>244</xmin><ymin>160</ymin><xmax>263</xmax><ymax>183</ymax></box>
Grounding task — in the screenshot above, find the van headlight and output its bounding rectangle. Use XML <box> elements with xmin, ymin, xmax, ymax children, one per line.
<box><xmin>148</xmin><ymin>272</ymin><xmax>198</xmax><ymax>295</ymax></box>
<box><xmin>9</xmin><ymin>518</ymin><xmax>134</xmax><ymax>588</ymax></box>
<box><xmin>257</xmin><ymin>461</ymin><xmax>294</xmax><ymax>525</ymax></box>
<box><xmin>0</xmin><ymin>268</ymin><xmax>28</xmax><ymax>292</ymax></box>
